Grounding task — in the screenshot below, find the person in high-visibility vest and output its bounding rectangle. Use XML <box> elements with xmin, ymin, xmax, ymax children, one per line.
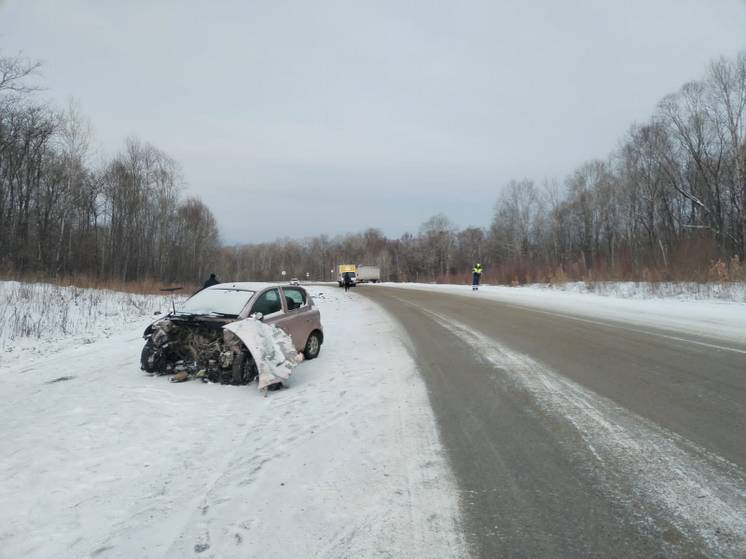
<box><xmin>472</xmin><ymin>263</ymin><xmax>483</xmax><ymax>291</ymax></box>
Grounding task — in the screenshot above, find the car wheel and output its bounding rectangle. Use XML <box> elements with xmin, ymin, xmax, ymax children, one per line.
<box><xmin>232</xmin><ymin>350</ymin><xmax>258</xmax><ymax>385</ymax></box>
<box><xmin>303</xmin><ymin>331</ymin><xmax>322</xmax><ymax>360</ymax></box>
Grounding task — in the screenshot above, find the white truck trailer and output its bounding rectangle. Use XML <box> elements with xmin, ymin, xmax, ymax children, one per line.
<box><xmin>356</xmin><ymin>265</ymin><xmax>381</xmax><ymax>283</ymax></box>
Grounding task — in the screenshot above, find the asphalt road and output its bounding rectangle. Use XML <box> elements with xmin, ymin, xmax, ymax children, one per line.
<box><xmin>357</xmin><ymin>285</ymin><xmax>746</xmax><ymax>559</ymax></box>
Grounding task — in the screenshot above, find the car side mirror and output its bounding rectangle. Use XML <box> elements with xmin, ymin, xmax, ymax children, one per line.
<box><xmin>252</xmin><ymin>312</ymin><xmax>264</xmax><ymax>321</ymax></box>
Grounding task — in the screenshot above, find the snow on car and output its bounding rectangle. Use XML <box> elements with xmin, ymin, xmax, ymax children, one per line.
<box><xmin>140</xmin><ymin>282</ymin><xmax>323</xmax><ymax>388</ymax></box>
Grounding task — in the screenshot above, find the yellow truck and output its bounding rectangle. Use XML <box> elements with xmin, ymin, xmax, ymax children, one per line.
<box><xmin>337</xmin><ymin>264</ymin><xmax>357</xmax><ymax>287</ymax></box>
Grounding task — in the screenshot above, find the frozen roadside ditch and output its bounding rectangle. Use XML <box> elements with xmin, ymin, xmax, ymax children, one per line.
<box><xmin>381</xmin><ymin>282</ymin><xmax>746</xmax><ymax>346</ymax></box>
<box><xmin>0</xmin><ymin>285</ymin><xmax>467</xmax><ymax>559</ymax></box>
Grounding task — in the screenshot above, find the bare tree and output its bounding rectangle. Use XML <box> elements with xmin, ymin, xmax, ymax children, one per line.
<box><xmin>0</xmin><ymin>52</ymin><xmax>41</xmax><ymax>97</ymax></box>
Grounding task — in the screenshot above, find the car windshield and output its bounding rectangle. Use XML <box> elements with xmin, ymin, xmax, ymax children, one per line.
<box><xmin>179</xmin><ymin>288</ymin><xmax>256</xmax><ymax>316</ymax></box>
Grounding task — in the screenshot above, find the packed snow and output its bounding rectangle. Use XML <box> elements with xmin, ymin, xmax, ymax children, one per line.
<box><xmin>0</xmin><ymin>284</ymin><xmax>467</xmax><ymax>559</ymax></box>
<box><xmin>383</xmin><ymin>282</ymin><xmax>746</xmax><ymax>347</ymax></box>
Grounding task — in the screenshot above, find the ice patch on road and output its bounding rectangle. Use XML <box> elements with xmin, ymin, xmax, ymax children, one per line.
<box><xmin>421</xmin><ymin>308</ymin><xmax>746</xmax><ymax>558</ymax></box>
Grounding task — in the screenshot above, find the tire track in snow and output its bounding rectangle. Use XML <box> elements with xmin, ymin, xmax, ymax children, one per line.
<box><xmin>419</xmin><ymin>307</ymin><xmax>746</xmax><ymax>558</ymax></box>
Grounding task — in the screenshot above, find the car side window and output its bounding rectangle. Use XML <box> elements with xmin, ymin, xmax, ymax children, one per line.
<box><xmin>283</xmin><ymin>288</ymin><xmax>307</xmax><ymax>311</ymax></box>
<box><xmin>251</xmin><ymin>289</ymin><xmax>282</xmax><ymax>315</ymax></box>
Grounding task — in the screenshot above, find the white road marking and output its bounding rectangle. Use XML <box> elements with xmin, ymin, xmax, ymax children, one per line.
<box><xmin>417</xmin><ymin>305</ymin><xmax>746</xmax><ymax>558</ymax></box>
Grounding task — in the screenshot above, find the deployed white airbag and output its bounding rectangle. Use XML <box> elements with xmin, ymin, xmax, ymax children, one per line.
<box><xmin>223</xmin><ymin>319</ymin><xmax>303</xmax><ymax>390</ymax></box>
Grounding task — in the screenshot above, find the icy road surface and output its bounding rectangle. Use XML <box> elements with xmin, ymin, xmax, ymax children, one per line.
<box><xmin>360</xmin><ymin>284</ymin><xmax>746</xmax><ymax>558</ymax></box>
<box><xmin>0</xmin><ymin>286</ymin><xmax>466</xmax><ymax>559</ymax></box>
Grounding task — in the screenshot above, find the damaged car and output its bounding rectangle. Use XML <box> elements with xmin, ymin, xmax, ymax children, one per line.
<box><xmin>140</xmin><ymin>282</ymin><xmax>323</xmax><ymax>385</ymax></box>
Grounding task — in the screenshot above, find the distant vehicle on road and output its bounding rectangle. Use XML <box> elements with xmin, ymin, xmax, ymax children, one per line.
<box><xmin>337</xmin><ymin>264</ymin><xmax>357</xmax><ymax>287</ymax></box>
<box><xmin>289</xmin><ymin>277</ymin><xmax>300</xmax><ymax>285</ymax></box>
<box><xmin>356</xmin><ymin>265</ymin><xmax>381</xmax><ymax>283</ymax></box>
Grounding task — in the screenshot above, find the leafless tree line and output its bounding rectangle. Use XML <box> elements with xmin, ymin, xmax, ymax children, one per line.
<box><xmin>219</xmin><ymin>51</ymin><xmax>746</xmax><ymax>284</ymax></box>
<box><xmin>486</xmin><ymin>51</ymin><xmax>746</xmax><ymax>283</ymax></box>
<box><xmin>0</xmin><ymin>52</ymin><xmax>220</xmax><ymax>283</ymax></box>
<box><xmin>4</xmin><ymin>50</ymin><xmax>745</xmax><ymax>286</ymax></box>
<box><xmin>218</xmin><ymin>218</ymin><xmax>490</xmax><ymax>283</ymax></box>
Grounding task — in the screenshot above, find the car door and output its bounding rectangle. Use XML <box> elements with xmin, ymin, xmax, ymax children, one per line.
<box><xmin>275</xmin><ymin>287</ymin><xmax>313</xmax><ymax>351</ymax></box>
<box><xmin>249</xmin><ymin>288</ymin><xmax>285</xmax><ymax>327</ymax></box>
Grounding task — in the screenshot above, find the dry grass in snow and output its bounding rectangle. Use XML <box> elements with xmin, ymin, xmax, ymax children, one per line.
<box><xmin>0</xmin><ymin>281</ymin><xmax>179</xmax><ymax>361</ymax></box>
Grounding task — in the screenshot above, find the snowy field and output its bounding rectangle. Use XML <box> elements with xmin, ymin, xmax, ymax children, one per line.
<box><xmin>0</xmin><ymin>281</ymin><xmax>178</xmax><ymax>364</ymax></box>
<box><xmin>382</xmin><ymin>282</ymin><xmax>746</xmax><ymax>347</ymax></box>
<box><xmin>0</xmin><ymin>284</ymin><xmax>466</xmax><ymax>559</ymax></box>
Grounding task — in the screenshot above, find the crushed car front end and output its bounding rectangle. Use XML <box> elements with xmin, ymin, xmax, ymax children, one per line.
<box><xmin>141</xmin><ymin>315</ymin><xmax>253</xmax><ymax>383</ymax></box>
<box><xmin>140</xmin><ymin>285</ymin><xmax>260</xmax><ymax>384</ymax></box>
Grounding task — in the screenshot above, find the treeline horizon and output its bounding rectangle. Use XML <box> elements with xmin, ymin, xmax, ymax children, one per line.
<box><xmin>220</xmin><ymin>50</ymin><xmax>746</xmax><ymax>285</ymax></box>
<box><xmin>0</xmin><ymin>51</ymin><xmax>220</xmax><ymax>284</ymax></box>
<box><xmin>3</xmin><ymin>50</ymin><xmax>746</xmax><ymax>287</ymax></box>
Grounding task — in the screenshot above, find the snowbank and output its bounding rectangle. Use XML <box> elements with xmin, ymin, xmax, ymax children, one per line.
<box><xmin>0</xmin><ymin>281</ymin><xmax>176</xmax><ymax>364</ymax></box>
<box><xmin>517</xmin><ymin>280</ymin><xmax>746</xmax><ymax>302</ymax></box>
<box><xmin>0</xmin><ymin>285</ymin><xmax>466</xmax><ymax>558</ymax></box>
<box><xmin>380</xmin><ymin>281</ymin><xmax>746</xmax><ymax>346</ymax></box>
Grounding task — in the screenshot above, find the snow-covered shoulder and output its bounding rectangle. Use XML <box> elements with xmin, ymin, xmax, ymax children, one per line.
<box><xmin>0</xmin><ymin>285</ymin><xmax>466</xmax><ymax>559</ymax></box>
<box><xmin>0</xmin><ymin>280</ymin><xmax>175</xmax><ymax>366</ymax></box>
<box><xmin>382</xmin><ymin>281</ymin><xmax>746</xmax><ymax>346</ymax></box>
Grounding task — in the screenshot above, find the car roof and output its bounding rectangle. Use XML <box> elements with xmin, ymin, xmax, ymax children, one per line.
<box><xmin>206</xmin><ymin>282</ymin><xmax>304</xmax><ymax>292</ymax></box>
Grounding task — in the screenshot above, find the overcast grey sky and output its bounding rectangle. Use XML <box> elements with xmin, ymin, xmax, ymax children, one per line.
<box><xmin>2</xmin><ymin>1</ymin><xmax>746</xmax><ymax>243</ymax></box>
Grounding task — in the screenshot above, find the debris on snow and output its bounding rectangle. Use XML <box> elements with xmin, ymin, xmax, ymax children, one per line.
<box><xmin>44</xmin><ymin>376</ymin><xmax>75</xmax><ymax>384</ymax></box>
